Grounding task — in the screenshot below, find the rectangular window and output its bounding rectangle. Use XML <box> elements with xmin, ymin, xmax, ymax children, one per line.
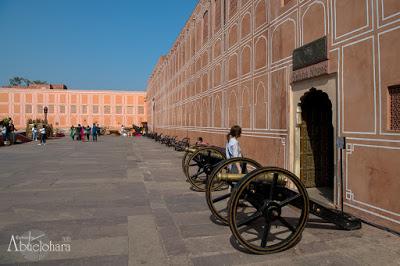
<box><xmin>116</xmin><ymin>106</ymin><xmax>122</xmax><ymax>114</ymax></box>
<box><xmin>71</xmin><ymin>105</ymin><xmax>77</xmax><ymax>113</ymax></box>
<box><xmin>48</xmin><ymin>105</ymin><xmax>54</xmax><ymax>113</ymax></box>
<box><xmin>37</xmin><ymin>104</ymin><xmax>43</xmax><ymax>113</ymax></box>
<box><xmin>82</xmin><ymin>105</ymin><xmax>87</xmax><ymax>114</ymax></box>
<box><xmin>25</xmin><ymin>104</ymin><xmax>32</xmax><ymax>113</ymax></box>
<box><xmin>93</xmin><ymin>105</ymin><xmax>99</xmax><ymax>114</ymax></box>
<box><xmin>60</xmin><ymin>105</ymin><xmax>65</xmax><ymax>113</ymax></box>
<box><xmin>389</xmin><ymin>85</ymin><xmax>400</xmax><ymax>131</ymax></box>
<box><xmin>104</xmin><ymin>105</ymin><xmax>111</xmax><ymax>114</ymax></box>
<box><xmin>127</xmin><ymin>106</ymin><xmax>134</xmax><ymax>114</ymax></box>
<box><xmin>138</xmin><ymin>106</ymin><xmax>144</xmax><ymax>115</ymax></box>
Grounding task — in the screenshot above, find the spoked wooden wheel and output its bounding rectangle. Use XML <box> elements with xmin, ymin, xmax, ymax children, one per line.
<box><xmin>229</xmin><ymin>167</ymin><xmax>309</xmax><ymax>254</ymax></box>
<box><xmin>206</xmin><ymin>157</ymin><xmax>262</xmax><ymax>225</ymax></box>
<box><xmin>185</xmin><ymin>147</ymin><xmax>226</xmax><ymax>191</ymax></box>
<box><xmin>182</xmin><ymin>146</ymin><xmax>197</xmax><ymax>173</ymax></box>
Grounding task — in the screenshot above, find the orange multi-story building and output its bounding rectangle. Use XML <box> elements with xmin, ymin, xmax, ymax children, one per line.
<box><xmin>146</xmin><ymin>0</ymin><xmax>400</xmax><ymax>232</ymax></box>
<box><xmin>0</xmin><ymin>84</ymin><xmax>147</xmax><ymax>129</ymax></box>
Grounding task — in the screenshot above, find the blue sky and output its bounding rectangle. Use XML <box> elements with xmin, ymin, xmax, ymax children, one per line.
<box><xmin>0</xmin><ymin>0</ymin><xmax>198</xmax><ymax>91</ymax></box>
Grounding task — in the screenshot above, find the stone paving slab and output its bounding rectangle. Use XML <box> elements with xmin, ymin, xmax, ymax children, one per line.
<box><xmin>0</xmin><ymin>136</ymin><xmax>398</xmax><ymax>265</ymax></box>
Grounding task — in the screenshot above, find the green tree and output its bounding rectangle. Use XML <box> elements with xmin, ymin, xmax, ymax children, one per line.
<box><xmin>9</xmin><ymin>77</ymin><xmax>23</xmax><ymax>86</ymax></box>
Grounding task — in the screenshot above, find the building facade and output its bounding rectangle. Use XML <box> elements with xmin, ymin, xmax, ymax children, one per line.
<box><xmin>146</xmin><ymin>0</ymin><xmax>400</xmax><ymax>232</ymax></box>
<box><xmin>0</xmin><ymin>84</ymin><xmax>147</xmax><ymax>129</ymax></box>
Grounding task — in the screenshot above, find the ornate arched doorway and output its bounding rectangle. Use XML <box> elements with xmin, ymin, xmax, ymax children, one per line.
<box><xmin>299</xmin><ymin>88</ymin><xmax>334</xmax><ymax>189</ymax></box>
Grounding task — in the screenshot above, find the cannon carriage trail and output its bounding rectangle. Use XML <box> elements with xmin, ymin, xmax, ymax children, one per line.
<box><xmin>0</xmin><ymin>137</ymin><xmax>398</xmax><ymax>265</ymax></box>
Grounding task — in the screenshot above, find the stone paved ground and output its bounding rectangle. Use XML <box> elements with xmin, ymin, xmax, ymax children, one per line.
<box><xmin>0</xmin><ymin>136</ymin><xmax>399</xmax><ymax>266</ymax></box>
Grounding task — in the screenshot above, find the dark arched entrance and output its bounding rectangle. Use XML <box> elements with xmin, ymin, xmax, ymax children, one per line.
<box><xmin>299</xmin><ymin>88</ymin><xmax>334</xmax><ymax>189</ymax></box>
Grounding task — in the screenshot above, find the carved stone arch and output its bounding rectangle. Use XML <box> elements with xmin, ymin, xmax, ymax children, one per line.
<box><xmin>241</xmin><ymin>45</ymin><xmax>252</xmax><ymax>75</ymax></box>
<box><xmin>241</xmin><ymin>86</ymin><xmax>252</xmax><ymax>128</ymax></box>
<box><xmin>213</xmin><ymin>38</ymin><xmax>222</xmax><ymax>58</ymax></box>
<box><xmin>202</xmin><ymin>97</ymin><xmax>210</xmax><ymax>127</ymax></box>
<box><xmin>271</xmin><ymin>19</ymin><xmax>296</xmax><ymax>63</ymax></box>
<box><xmin>241</xmin><ymin>12</ymin><xmax>251</xmax><ymax>38</ymax></box>
<box><xmin>202</xmin><ymin>72</ymin><xmax>208</xmax><ymax>92</ymax></box>
<box><xmin>228</xmin><ymin>24</ymin><xmax>238</xmax><ymax>47</ymax></box>
<box><xmin>255</xmin><ymin>0</ymin><xmax>266</xmax><ymax>29</ymax></box>
<box><xmin>214</xmin><ymin>64</ymin><xmax>222</xmax><ymax>87</ymax></box>
<box><xmin>254</xmin><ymin>81</ymin><xmax>267</xmax><ymax>128</ymax></box>
<box><xmin>195</xmin><ymin>101</ymin><xmax>202</xmax><ymax>127</ymax></box>
<box><xmin>214</xmin><ymin>0</ymin><xmax>222</xmax><ymax>33</ymax></box>
<box><xmin>213</xmin><ymin>95</ymin><xmax>222</xmax><ymax>127</ymax></box>
<box><xmin>228</xmin><ymin>90</ymin><xmax>238</xmax><ymax>127</ymax></box>
<box><xmin>228</xmin><ymin>53</ymin><xmax>238</xmax><ymax>80</ymax></box>
<box><xmin>301</xmin><ymin>1</ymin><xmax>326</xmax><ymax>44</ymax></box>
<box><xmin>203</xmin><ymin>10</ymin><xmax>209</xmax><ymax>43</ymax></box>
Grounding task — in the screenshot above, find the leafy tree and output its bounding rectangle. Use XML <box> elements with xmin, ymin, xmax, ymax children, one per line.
<box><xmin>8</xmin><ymin>77</ymin><xmax>47</xmax><ymax>86</ymax></box>
<box><xmin>9</xmin><ymin>77</ymin><xmax>23</xmax><ymax>86</ymax></box>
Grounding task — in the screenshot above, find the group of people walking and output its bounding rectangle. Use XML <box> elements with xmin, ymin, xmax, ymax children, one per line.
<box><xmin>70</xmin><ymin>124</ymin><xmax>99</xmax><ymax>142</ymax></box>
<box><xmin>31</xmin><ymin>124</ymin><xmax>47</xmax><ymax>145</ymax></box>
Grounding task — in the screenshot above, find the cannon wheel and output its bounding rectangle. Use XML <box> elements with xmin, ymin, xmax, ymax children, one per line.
<box><xmin>182</xmin><ymin>146</ymin><xmax>197</xmax><ymax>173</ymax></box>
<box><xmin>206</xmin><ymin>157</ymin><xmax>262</xmax><ymax>225</ymax></box>
<box><xmin>185</xmin><ymin>147</ymin><xmax>226</xmax><ymax>191</ymax></box>
<box><xmin>229</xmin><ymin>167</ymin><xmax>309</xmax><ymax>254</ymax></box>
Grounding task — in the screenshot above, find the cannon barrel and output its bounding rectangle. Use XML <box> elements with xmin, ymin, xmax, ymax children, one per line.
<box><xmin>184</xmin><ymin>147</ymin><xmax>197</xmax><ymax>153</ymax></box>
<box><xmin>216</xmin><ymin>173</ymin><xmax>287</xmax><ymax>185</ymax></box>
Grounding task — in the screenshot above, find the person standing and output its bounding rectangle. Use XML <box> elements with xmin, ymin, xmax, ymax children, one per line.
<box><xmin>226</xmin><ymin>125</ymin><xmax>242</xmax><ymax>173</ymax></box>
<box><xmin>39</xmin><ymin>125</ymin><xmax>46</xmax><ymax>145</ymax></box>
<box><xmin>70</xmin><ymin>125</ymin><xmax>75</xmax><ymax>141</ymax></box>
<box><xmin>85</xmin><ymin>125</ymin><xmax>91</xmax><ymax>141</ymax></box>
<box><xmin>1</xmin><ymin>123</ymin><xmax>6</xmax><ymax>145</ymax></box>
<box><xmin>76</xmin><ymin>124</ymin><xmax>81</xmax><ymax>141</ymax></box>
<box><xmin>80</xmin><ymin>125</ymin><xmax>85</xmax><ymax>142</ymax></box>
<box><xmin>32</xmin><ymin>125</ymin><xmax>38</xmax><ymax>141</ymax></box>
<box><xmin>92</xmin><ymin>123</ymin><xmax>98</xmax><ymax>142</ymax></box>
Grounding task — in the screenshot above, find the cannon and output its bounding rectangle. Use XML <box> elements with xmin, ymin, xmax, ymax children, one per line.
<box><xmin>182</xmin><ymin>146</ymin><xmax>226</xmax><ymax>191</ymax></box>
<box><xmin>203</xmin><ymin>157</ymin><xmax>362</xmax><ymax>254</ymax></box>
<box><xmin>174</xmin><ymin>137</ymin><xmax>190</xmax><ymax>151</ymax></box>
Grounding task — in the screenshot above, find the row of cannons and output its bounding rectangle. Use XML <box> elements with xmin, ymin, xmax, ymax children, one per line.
<box><xmin>147</xmin><ymin>133</ymin><xmax>361</xmax><ymax>254</ymax></box>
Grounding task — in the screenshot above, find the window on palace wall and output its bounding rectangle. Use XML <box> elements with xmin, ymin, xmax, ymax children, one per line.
<box><xmin>37</xmin><ymin>104</ymin><xmax>43</xmax><ymax>113</ymax></box>
<box><xmin>25</xmin><ymin>104</ymin><xmax>32</xmax><ymax>113</ymax></box>
<box><xmin>127</xmin><ymin>106</ymin><xmax>134</xmax><ymax>114</ymax></box>
<box><xmin>389</xmin><ymin>85</ymin><xmax>400</xmax><ymax>131</ymax></box>
<box><xmin>92</xmin><ymin>105</ymin><xmax>99</xmax><ymax>114</ymax></box>
<box><xmin>81</xmin><ymin>105</ymin><xmax>87</xmax><ymax>114</ymax></box>
<box><xmin>138</xmin><ymin>106</ymin><xmax>144</xmax><ymax>115</ymax></box>
<box><xmin>60</xmin><ymin>105</ymin><xmax>65</xmax><ymax>114</ymax></box>
<box><xmin>116</xmin><ymin>106</ymin><xmax>122</xmax><ymax>114</ymax></box>
<box><xmin>71</xmin><ymin>105</ymin><xmax>77</xmax><ymax>113</ymax></box>
<box><xmin>48</xmin><ymin>105</ymin><xmax>54</xmax><ymax>113</ymax></box>
<box><xmin>104</xmin><ymin>105</ymin><xmax>111</xmax><ymax>114</ymax></box>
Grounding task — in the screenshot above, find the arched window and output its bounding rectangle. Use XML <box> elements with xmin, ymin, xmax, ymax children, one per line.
<box><xmin>203</xmin><ymin>11</ymin><xmax>209</xmax><ymax>43</ymax></box>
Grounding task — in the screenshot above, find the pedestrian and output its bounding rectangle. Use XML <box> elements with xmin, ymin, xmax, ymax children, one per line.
<box><xmin>32</xmin><ymin>124</ymin><xmax>38</xmax><ymax>141</ymax></box>
<box><xmin>226</xmin><ymin>125</ymin><xmax>242</xmax><ymax>173</ymax></box>
<box><xmin>85</xmin><ymin>125</ymin><xmax>91</xmax><ymax>141</ymax></box>
<box><xmin>39</xmin><ymin>125</ymin><xmax>46</xmax><ymax>145</ymax></box>
<box><xmin>9</xmin><ymin>122</ymin><xmax>15</xmax><ymax>144</ymax></box>
<box><xmin>70</xmin><ymin>125</ymin><xmax>75</xmax><ymax>141</ymax></box>
<box><xmin>1</xmin><ymin>122</ymin><xmax>6</xmax><ymax>145</ymax></box>
<box><xmin>195</xmin><ymin>137</ymin><xmax>208</xmax><ymax>146</ymax></box>
<box><xmin>80</xmin><ymin>125</ymin><xmax>85</xmax><ymax>142</ymax></box>
<box><xmin>96</xmin><ymin>124</ymin><xmax>100</xmax><ymax>136</ymax></box>
<box><xmin>92</xmin><ymin>123</ymin><xmax>98</xmax><ymax>142</ymax></box>
<box><xmin>76</xmin><ymin>124</ymin><xmax>81</xmax><ymax>141</ymax></box>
